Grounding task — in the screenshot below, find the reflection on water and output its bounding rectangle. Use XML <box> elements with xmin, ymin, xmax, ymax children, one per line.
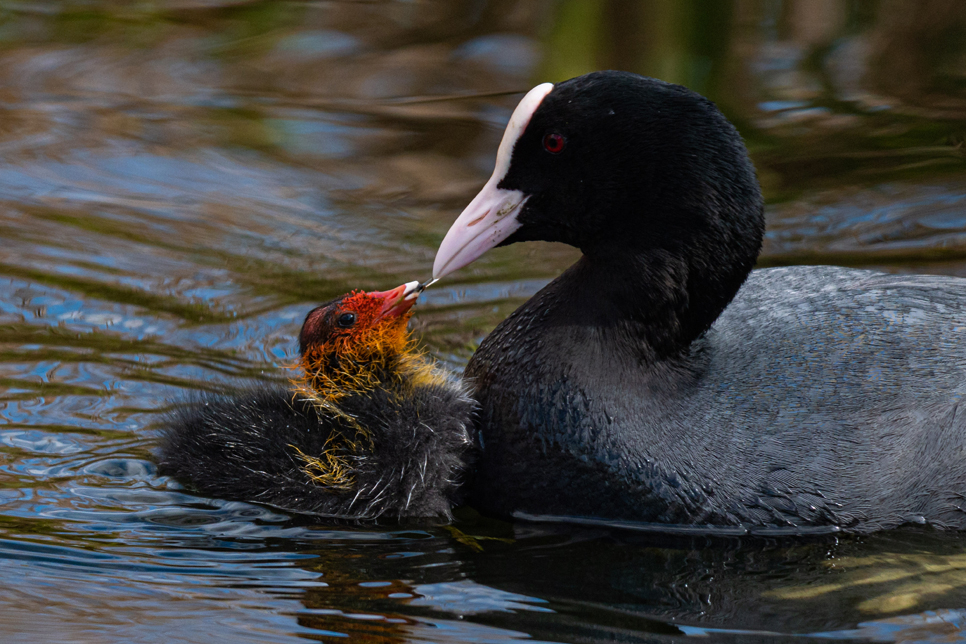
<box><xmin>0</xmin><ymin>0</ymin><xmax>964</xmax><ymax>641</ymax></box>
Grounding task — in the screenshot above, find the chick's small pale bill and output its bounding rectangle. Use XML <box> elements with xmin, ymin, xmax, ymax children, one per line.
<box><xmin>405</xmin><ymin>278</ymin><xmax>438</xmax><ymax>301</ymax></box>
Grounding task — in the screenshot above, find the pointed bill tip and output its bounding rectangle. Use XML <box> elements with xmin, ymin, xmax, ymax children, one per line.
<box><xmin>407</xmin><ymin>278</ymin><xmax>438</xmax><ymax>300</ymax></box>
<box><xmin>401</xmin><ymin>280</ymin><xmax>420</xmax><ymax>299</ymax></box>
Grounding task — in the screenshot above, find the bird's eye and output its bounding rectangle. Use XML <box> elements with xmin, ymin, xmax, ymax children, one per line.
<box><xmin>336</xmin><ymin>312</ymin><xmax>356</xmax><ymax>328</ymax></box>
<box><xmin>543</xmin><ymin>132</ymin><xmax>565</xmax><ymax>154</ymax></box>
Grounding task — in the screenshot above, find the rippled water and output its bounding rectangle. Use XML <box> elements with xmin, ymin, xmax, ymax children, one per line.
<box><xmin>1</xmin><ymin>1</ymin><xmax>965</xmax><ymax>641</ymax></box>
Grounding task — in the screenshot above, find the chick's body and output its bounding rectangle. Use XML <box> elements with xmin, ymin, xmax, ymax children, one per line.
<box><xmin>159</xmin><ymin>284</ymin><xmax>475</xmax><ymax>521</ymax></box>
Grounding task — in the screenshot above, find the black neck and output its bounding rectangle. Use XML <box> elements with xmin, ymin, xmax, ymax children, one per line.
<box><xmin>558</xmin><ymin>240</ymin><xmax>755</xmax><ymax>363</ymax></box>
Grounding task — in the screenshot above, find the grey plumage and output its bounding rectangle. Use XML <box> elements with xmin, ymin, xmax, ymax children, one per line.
<box><xmin>470</xmin><ymin>265</ymin><xmax>966</xmax><ymax>531</ymax></box>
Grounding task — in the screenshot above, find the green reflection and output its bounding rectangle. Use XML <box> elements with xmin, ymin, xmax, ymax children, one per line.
<box><xmin>766</xmin><ymin>548</ymin><xmax>966</xmax><ymax>616</ymax></box>
<box><xmin>541</xmin><ymin>0</ymin><xmax>733</xmax><ymax>97</ymax></box>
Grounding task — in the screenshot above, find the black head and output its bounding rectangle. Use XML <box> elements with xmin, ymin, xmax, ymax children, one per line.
<box><xmin>433</xmin><ymin>71</ymin><xmax>765</xmax><ymax>353</ymax></box>
<box><xmin>505</xmin><ymin>72</ymin><xmax>763</xmax><ymax>255</ymax></box>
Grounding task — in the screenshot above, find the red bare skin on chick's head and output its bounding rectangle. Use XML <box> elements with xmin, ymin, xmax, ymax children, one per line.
<box><xmin>296</xmin><ymin>283</ymin><xmax>420</xmax><ymax>401</ymax></box>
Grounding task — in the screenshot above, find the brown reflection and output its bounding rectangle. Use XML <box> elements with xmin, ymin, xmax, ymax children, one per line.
<box><xmin>0</xmin><ymin>0</ymin><xmax>550</xmax><ymax>220</ymax></box>
<box><xmin>867</xmin><ymin>0</ymin><xmax>966</xmax><ymax>112</ymax></box>
<box><xmin>298</xmin><ymin>577</ymin><xmax>416</xmax><ymax>644</ymax></box>
<box><xmin>294</xmin><ymin>531</ymin><xmax>477</xmax><ymax>643</ymax></box>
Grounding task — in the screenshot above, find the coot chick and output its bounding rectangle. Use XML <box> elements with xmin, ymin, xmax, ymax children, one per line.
<box><xmin>433</xmin><ymin>71</ymin><xmax>966</xmax><ymax>533</ymax></box>
<box><xmin>159</xmin><ymin>283</ymin><xmax>475</xmax><ymax>521</ymax></box>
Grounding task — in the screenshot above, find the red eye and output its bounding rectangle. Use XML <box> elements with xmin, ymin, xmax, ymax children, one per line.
<box><xmin>543</xmin><ymin>132</ymin><xmax>565</xmax><ymax>154</ymax></box>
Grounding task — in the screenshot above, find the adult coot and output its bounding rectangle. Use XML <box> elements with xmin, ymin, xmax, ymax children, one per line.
<box><xmin>433</xmin><ymin>71</ymin><xmax>966</xmax><ymax>533</ymax></box>
<box><xmin>159</xmin><ymin>283</ymin><xmax>475</xmax><ymax>521</ymax></box>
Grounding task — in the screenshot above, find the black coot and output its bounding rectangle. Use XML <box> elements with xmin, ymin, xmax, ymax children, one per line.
<box><xmin>159</xmin><ymin>283</ymin><xmax>475</xmax><ymax>521</ymax></box>
<box><xmin>433</xmin><ymin>71</ymin><xmax>966</xmax><ymax>533</ymax></box>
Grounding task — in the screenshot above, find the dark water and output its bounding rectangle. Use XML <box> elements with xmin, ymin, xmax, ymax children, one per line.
<box><xmin>1</xmin><ymin>1</ymin><xmax>965</xmax><ymax>641</ymax></box>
